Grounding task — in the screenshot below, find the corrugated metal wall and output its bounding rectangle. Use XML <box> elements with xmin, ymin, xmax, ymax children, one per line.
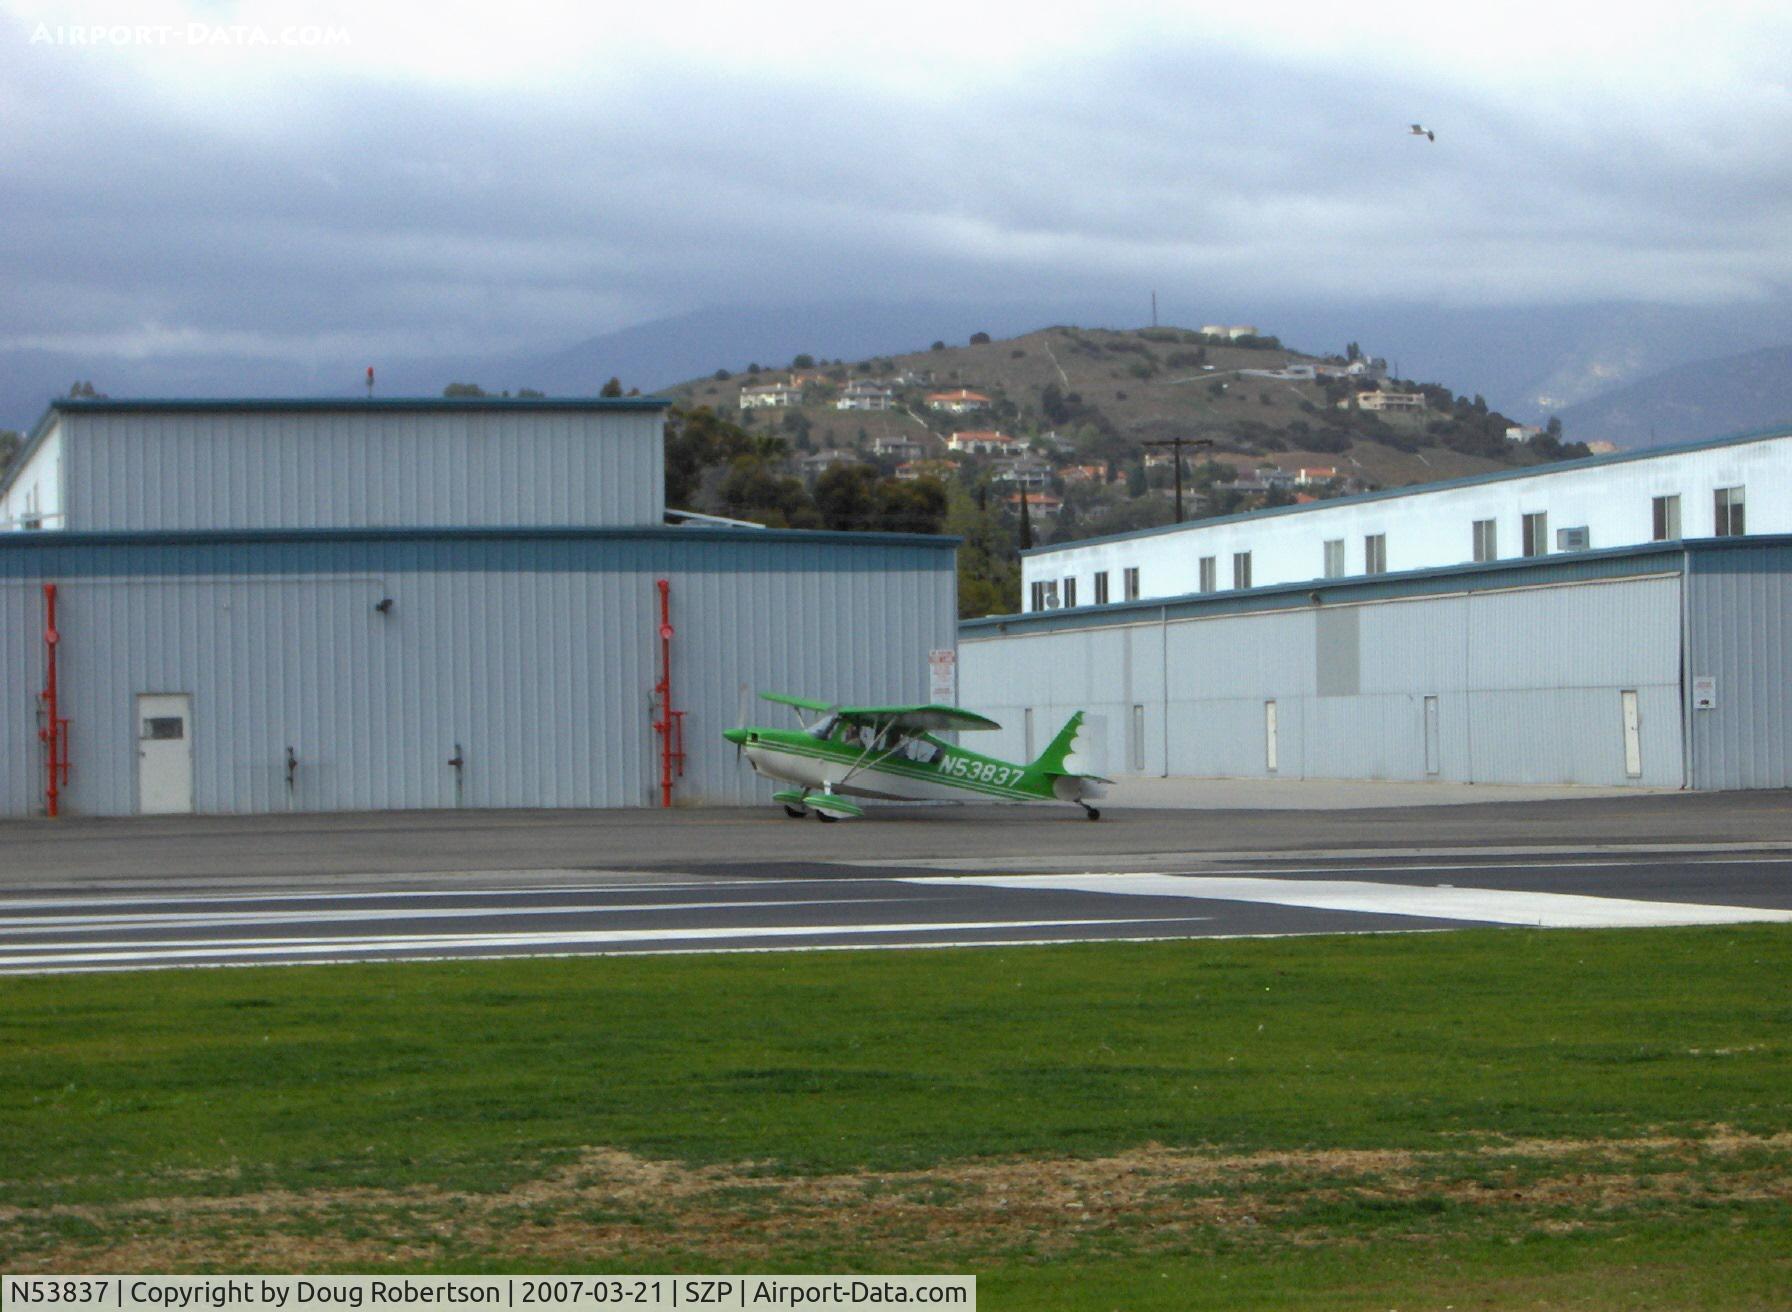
<box><xmin>962</xmin><ymin>573</ymin><xmax>1685</xmax><ymax>787</ymax></box>
<box><xmin>60</xmin><ymin>406</ymin><xmax>664</xmax><ymax>531</ymax></box>
<box><xmin>1686</xmin><ymin>543</ymin><xmax>1792</xmax><ymax>788</ymax></box>
<box><xmin>0</xmin><ymin>531</ymin><xmax>955</xmax><ymax>816</ymax></box>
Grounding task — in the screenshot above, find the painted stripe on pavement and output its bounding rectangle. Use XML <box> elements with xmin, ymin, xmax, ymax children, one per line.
<box><xmin>0</xmin><ymin>915</ymin><xmax>1209</xmax><ymax>970</ymax></box>
<box><xmin>898</xmin><ymin>873</ymin><xmax>1792</xmax><ymax>928</ymax></box>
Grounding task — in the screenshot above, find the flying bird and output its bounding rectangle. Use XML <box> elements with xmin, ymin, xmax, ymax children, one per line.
<box><xmin>1410</xmin><ymin>123</ymin><xmax>1435</xmax><ymax>141</ymax></box>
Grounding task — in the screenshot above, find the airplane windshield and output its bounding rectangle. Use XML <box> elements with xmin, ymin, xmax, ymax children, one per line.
<box><xmin>808</xmin><ymin>713</ymin><xmax>840</xmax><ymax>740</ymax></box>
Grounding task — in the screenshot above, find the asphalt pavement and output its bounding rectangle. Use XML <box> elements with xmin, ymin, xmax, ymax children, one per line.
<box><xmin>4</xmin><ymin>793</ymin><xmax>1792</xmax><ymax>973</ymax></box>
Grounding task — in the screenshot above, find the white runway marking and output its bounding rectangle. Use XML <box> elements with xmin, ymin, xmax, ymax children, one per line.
<box><xmin>0</xmin><ymin>897</ymin><xmax>917</xmax><ymax>934</ymax></box>
<box><xmin>901</xmin><ymin>873</ymin><xmax>1792</xmax><ymax>929</ymax></box>
<box><xmin>0</xmin><ymin>915</ymin><xmax>1211</xmax><ymax>971</ymax></box>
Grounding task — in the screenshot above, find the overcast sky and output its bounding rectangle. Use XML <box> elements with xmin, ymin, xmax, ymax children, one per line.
<box><xmin>4</xmin><ymin>0</ymin><xmax>1791</xmax><ymax>371</ymax></box>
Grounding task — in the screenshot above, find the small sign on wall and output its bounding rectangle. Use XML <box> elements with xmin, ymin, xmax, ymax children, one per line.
<box><xmin>929</xmin><ymin>648</ymin><xmax>957</xmax><ymax>703</ymax></box>
<box><xmin>1692</xmin><ymin>675</ymin><xmax>1717</xmax><ymax>710</ymax></box>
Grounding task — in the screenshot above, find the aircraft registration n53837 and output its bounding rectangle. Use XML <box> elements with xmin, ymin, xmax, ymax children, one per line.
<box><xmin>723</xmin><ymin>693</ymin><xmax>1110</xmax><ymax>821</ymax></box>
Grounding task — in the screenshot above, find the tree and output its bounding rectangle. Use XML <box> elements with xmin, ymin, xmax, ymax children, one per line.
<box><xmin>930</xmin><ymin>341</ymin><xmax>945</xmax><ymax>352</ymax></box>
<box><xmin>792</xmin><ymin>354</ymin><xmax>815</xmax><ymax>369</ymax></box>
<box><xmin>1546</xmin><ymin>416</ymin><xmax>1564</xmax><ymax>440</ymax></box>
<box><xmin>442</xmin><ymin>382</ymin><xmax>487</xmax><ymax>397</ymax></box>
<box><xmin>600</xmin><ymin>377</ymin><xmax>624</xmax><ymax>398</ymax></box>
<box><xmin>1017</xmin><ymin>488</ymin><xmax>1033</xmax><ymax>550</ymax></box>
<box><xmin>969</xmin><ymin>331</ymin><xmax>991</xmax><ymax>345</ymax></box>
<box><xmin>68</xmin><ymin>380</ymin><xmax>98</xmax><ymax>398</ymax></box>
<box><xmin>0</xmin><ymin>430</ymin><xmax>20</xmax><ymax>477</ymax></box>
<box><xmin>814</xmin><ymin>464</ymin><xmax>883</xmax><ymax>530</ymax></box>
<box><xmin>516</xmin><ymin>388</ymin><xmax>546</xmax><ymax>399</ymax></box>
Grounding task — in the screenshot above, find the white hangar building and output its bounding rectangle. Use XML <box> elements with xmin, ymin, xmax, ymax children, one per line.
<box><xmin>0</xmin><ymin>398</ymin><xmax>956</xmax><ymax>817</ymax></box>
<box><xmin>965</xmin><ymin>426</ymin><xmax>1792</xmax><ymax>792</ymax></box>
<box><xmin>1021</xmin><ymin>426</ymin><xmax>1789</xmax><ymax>611</ymax></box>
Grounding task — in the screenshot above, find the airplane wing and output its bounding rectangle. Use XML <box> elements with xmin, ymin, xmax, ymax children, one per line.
<box><xmin>838</xmin><ymin>703</ymin><xmax>1002</xmax><ymax>733</ymax></box>
<box><xmin>759</xmin><ymin>693</ymin><xmax>1000</xmax><ymax>733</ymax></box>
<box><xmin>759</xmin><ymin>692</ymin><xmax>839</xmax><ymax>714</ymax></box>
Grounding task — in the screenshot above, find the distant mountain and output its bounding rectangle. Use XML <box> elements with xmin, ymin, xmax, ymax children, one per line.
<box><xmin>8</xmin><ymin>295</ymin><xmax>1792</xmax><ymax>438</ymax></box>
<box><xmin>1555</xmin><ymin>345</ymin><xmax>1792</xmax><ymax>449</ymax></box>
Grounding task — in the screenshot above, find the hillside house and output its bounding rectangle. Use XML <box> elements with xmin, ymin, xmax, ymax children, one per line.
<box><xmin>872</xmin><ymin>434</ymin><xmax>927</xmax><ymax>460</ymax></box>
<box><xmin>1353</xmin><ymin>390</ymin><xmax>1427</xmax><ymax>413</ymax></box>
<box><xmin>740</xmin><ymin>383</ymin><xmax>803</xmax><ymax>409</ymax></box>
<box><xmin>994</xmin><ymin>458</ymin><xmax>1054</xmax><ymax>491</ymax></box>
<box><xmin>1506</xmin><ymin>424</ymin><xmax>1545</xmax><ymax>443</ymax></box>
<box><xmin>1297</xmin><ymin>466</ymin><xmax>1340</xmax><ymax>485</ymax></box>
<box><xmin>799</xmin><ymin>449</ymin><xmax>863</xmax><ymax>479</ymax></box>
<box><xmin>1006</xmin><ymin>491</ymin><xmax>1062</xmax><ymax>517</ymax></box>
<box><xmin>947</xmin><ymin>430</ymin><xmax>1020</xmax><ymax>456</ymax></box>
<box><xmin>896</xmin><ymin>459</ymin><xmax>960</xmax><ymax>482</ymax></box>
<box><xmin>1060</xmin><ymin>464</ymin><xmax>1107</xmax><ymax>484</ymax></box>
<box><xmin>837</xmin><ymin>381</ymin><xmax>895</xmax><ymax>411</ymax></box>
<box><xmin>927</xmin><ymin>388</ymin><xmax>992</xmax><ymax>414</ymax></box>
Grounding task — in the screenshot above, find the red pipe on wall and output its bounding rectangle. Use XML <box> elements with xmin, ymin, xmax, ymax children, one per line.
<box><xmin>39</xmin><ymin>583</ymin><xmax>69</xmax><ymax>818</ymax></box>
<box><xmin>650</xmin><ymin>578</ymin><xmax>686</xmax><ymax>808</ymax></box>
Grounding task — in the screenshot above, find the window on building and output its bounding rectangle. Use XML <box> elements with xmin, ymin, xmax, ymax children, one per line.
<box><xmin>1472</xmin><ymin>519</ymin><xmax>1497</xmax><ymax>563</ymax></box>
<box><xmin>1029</xmin><ymin>581</ymin><xmax>1046</xmax><ymax>611</ymax></box>
<box><xmin>1094</xmin><ymin>571</ymin><xmax>1109</xmax><ymax>605</ymax></box>
<box><xmin>1522</xmin><ymin>511</ymin><xmax>1548</xmax><ymax>557</ymax></box>
<box><xmin>1232</xmin><ymin>551</ymin><xmax>1253</xmax><ymax>590</ymax></box>
<box><xmin>1123</xmin><ymin>567</ymin><xmax>1141</xmax><ymax>600</ymax></box>
<box><xmin>1715</xmin><ymin>486</ymin><xmax>1746</xmax><ymax>536</ymax></box>
<box><xmin>1198</xmin><ymin>556</ymin><xmax>1217</xmax><ymax>593</ymax></box>
<box><xmin>1364</xmin><ymin>533</ymin><xmax>1387</xmax><ymax>575</ymax></box>
<box><xmin>1322</xmin><ymin>539</ymin><xmax>1344</xmax><ymax>578</ymax></box>
<box><xmin>1652</xmin><ymin>494</ymin><xmax>1681</xmax><ymax>541</ymax></box>
<box><xmin>1062</xmin><ymin>576</ymin><xmax>1078</xmax><ymax>609</ymax></box>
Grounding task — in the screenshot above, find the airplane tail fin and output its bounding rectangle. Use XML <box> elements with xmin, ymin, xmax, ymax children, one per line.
<box><xmin>1031</xmin><ymin>711</ymin><xmax>1086</xmax><ymax>776</ymax></box>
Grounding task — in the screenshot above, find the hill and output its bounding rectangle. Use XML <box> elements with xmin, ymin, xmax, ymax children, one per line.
<box><xmin>664</xmin><ymin>323</ymin><xmax>1587</xmax><ymax>511</ymax></box>
<box><xmin>1553</xmin><ymin>344</ymin><xmax>1792</xmax><ymax>448</ymax></box>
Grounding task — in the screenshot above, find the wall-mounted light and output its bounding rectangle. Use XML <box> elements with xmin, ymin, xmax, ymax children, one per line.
<box><xmin>374</xmin><ymin>598</ymin><xmax>395</xmax><ymax>615</ymax></box>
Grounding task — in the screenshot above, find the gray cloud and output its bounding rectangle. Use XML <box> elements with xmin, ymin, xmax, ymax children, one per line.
<box><xmin>5</xmin><ymin>11</ymin><xmax>1792</xmax><ymax>380</ymax></box>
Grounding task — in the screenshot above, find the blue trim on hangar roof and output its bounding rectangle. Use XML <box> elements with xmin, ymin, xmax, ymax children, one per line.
<box><xmin>965</xmin><ymin>534</ymin><xmax>1792</xmax><ymax>637</ymax></box>
<box><xmin>1020</xmin><ymin>421</ymin><xmax>1792</xmax><ymax>559</ymax></box>
<box><xmin>0</xmin><ymin>524</ymin><xmax>959</xmax><ymax>578</ymax></box>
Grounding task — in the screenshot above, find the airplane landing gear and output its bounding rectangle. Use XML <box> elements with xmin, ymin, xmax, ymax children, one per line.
<box><xmin>1078</xmin><ymin>801</ymin><xmax>1102</xmax><ymax>821</ymax></box>
<box><xmin>782</xmin><ymin>804</ymin><xmax>809</xmax><ymax>819</ymax></box>
<box><xmin>815</xmin><ymin>810</ymin><xmax>838</xmax><ymax>823</ymax></box>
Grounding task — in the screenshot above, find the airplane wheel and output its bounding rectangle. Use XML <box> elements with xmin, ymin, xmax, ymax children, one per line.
<box><xmin>815</xmin><ymin>811</ymin><xmax>838</xmax><ymax>823</ymax></box>
<box><xmin>783</xmin><ymin>804</ymin><xmax>808</xmax><ymax>819</ymax></box>
<box><xmin>1084</xmin><ymin>807</ymin><xmax>1101</xmax><ymax>821</ymax></box>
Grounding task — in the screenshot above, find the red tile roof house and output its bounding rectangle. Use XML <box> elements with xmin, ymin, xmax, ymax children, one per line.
<box><xmin>946</xmin><ymin>429</ymin><xmax>1019</xmax><ymax>455</ymax></box>
<box><xmin>926</xmin><ymin>388</ymin><xmax>992</xmax><ymax>413</ymax></box>
<box><xmin>1005</xmin><ymin>491</ymin><xmax>1063</xmax><ymax>515</ymax></box>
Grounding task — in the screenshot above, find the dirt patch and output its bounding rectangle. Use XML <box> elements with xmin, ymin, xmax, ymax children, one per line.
<box><xmin>7</xmin><ymin>1130</ymin><xmax>1791</xmax><ymax>1271</ymax></box>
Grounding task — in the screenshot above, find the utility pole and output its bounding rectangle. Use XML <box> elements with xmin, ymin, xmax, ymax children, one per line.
<box><xmin>1150</xmin><ymin>290</ymin><xmax>1158</xmax><ymax>328</ymax></box>
<box><xmin>1141</xmin><ymin>436</ymin><xmax>1215</xmax><ymax>524</ymax></box>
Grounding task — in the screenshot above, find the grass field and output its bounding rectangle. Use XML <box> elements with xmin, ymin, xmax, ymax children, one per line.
<box><xmin>2</xmin><ymin>925</ymin><xmax>1789</xmax><ymax>1308</ymax></box>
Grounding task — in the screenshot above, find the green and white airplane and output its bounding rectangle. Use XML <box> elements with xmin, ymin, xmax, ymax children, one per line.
<box><xmin>723</xmin><ymin>692</ymin><xmax>1111</xmax><ymax>821</ymax></box>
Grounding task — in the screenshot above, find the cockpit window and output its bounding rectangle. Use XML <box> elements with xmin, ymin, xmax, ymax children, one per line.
<box><xmin>808</xmin><ymin>713</ymin><xmax>840</xmax><ymax>740</ymax></box>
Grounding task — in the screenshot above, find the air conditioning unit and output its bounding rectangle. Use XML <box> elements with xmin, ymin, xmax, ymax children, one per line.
<box><xmin>1557</xmin><ymin>526</ymin><xmax>1590</xmax><ymax>552</ymax></box>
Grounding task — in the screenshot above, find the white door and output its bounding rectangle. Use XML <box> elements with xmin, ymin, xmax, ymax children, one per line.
<box><xmin>137</xmin><ymin>693</ymin><xmax>194</xmax><ymax>814</ymax></box>
<box><xmin>1621</xmin><ymin>690</ymin><xmax>1642</xmax><ymax>779</ymax></box>
<box><xmin>1264</xmin><ymin>700</ymin><xmax>1279</xmax><ymax>774</ymax></box>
